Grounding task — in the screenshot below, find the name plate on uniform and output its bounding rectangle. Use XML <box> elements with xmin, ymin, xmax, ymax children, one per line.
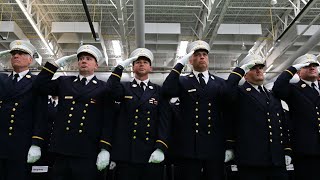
<box><xmin>64</xmin><ymin>96</ymin><xmax>73</xmax><ymax>99</ymax></box>
<box><xmin>188</xmin><ymin>89</ymin><xmax>197</xmax><ymax>93</ymax></box>
<box><xmin>124</xmin><ymin>96</ymin><xmax>133</xmax><ymax>99</ymax></box>
<box><xmin>286</xmin><ymin>164</ymin><xmax>294</xmax><ymax>171</ymax></box>
<box><xmin>31</xmin><ymin>166</ymin><xmax>49</xmax><ymax>173</ymax></box>
<box><xmin>231</xmin><ymin>165</ymin><xmax>238</xmax><ymax>172</ymax></box>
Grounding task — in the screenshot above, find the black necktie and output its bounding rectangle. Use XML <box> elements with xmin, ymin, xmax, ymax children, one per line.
<box><xmin>140</xmin><ymin>82</ymin><xmax>146</xmax><ymax>91</ymax></box>
<box><xmin>81</xmin><ymin>77</ymin><xmax>87</xmax><ymax>86</ymax></box>
<box><xmin>198</xmin><ymin>73</ymin><xmax>206</xmax><ymax>89</ymax></box>
<box><xmin>12</xmin><ymin>74</ymin><xmax>19</xmax><ymax>85</ymax></box>
<box><xmin>258</xmin><ymin>86</ymin><xmax>268</xmax><ymax>99</ymax></box>
<box><xmin>311</xmin><ymin>82</ymin><xmax>319</xmax><ymax>96</ymax></box>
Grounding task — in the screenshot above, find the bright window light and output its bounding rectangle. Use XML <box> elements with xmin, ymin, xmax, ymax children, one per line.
<box><xmin>112</xmin><ymin>40</ymin><xmax>122</xmax><ymax>56</ymax></box>
<box><xmin>177</xmin><ymin>41</ymin><xmax>188</xmax><ymax>57</ymax></box>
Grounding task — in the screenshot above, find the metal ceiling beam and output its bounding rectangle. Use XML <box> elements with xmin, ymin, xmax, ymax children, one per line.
<box><xmin>209</xmin><ymin>0</ymin><xmax>231</xmax><ymax>47</ymax></box>
<box><xmin>133</xmin><ymin>0</ymin><xmax>145</xmax><ymax>48</ymax></box>
<box><xmin>198</xmin><ymin>0</ymin><xmax>219</xmax><ymax>39</ymax></box>
<box><xmin>115</xmin><ymin>0</ymin><xmax>130</xmax><ymax>58</ymax></box>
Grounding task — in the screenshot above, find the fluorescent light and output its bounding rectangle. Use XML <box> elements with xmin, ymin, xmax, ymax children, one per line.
<box><xmin>112</xmin><ymin>40</ymin><xmax>122</xmax><ymax>56</ymax></box>
<box><xmin>15</xmin><ymin>0</ymin><xmax>54</xmax><ymax>56</ymax></box>
<box><xmin>177</xmin><ymin>41</ymin><xmax>188</xmax><ymax>57</ymax></box>
<box><xmin>265</xmin><ymin>64</ymin><xmax>274</xmax><ymax>73</ymax></box>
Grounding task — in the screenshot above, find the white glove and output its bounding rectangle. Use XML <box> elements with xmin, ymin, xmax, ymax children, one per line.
<box><xmin>148</xmin><ymin>148</ymin><xmax>165</xmax><ymax>163</ymax></box>
<box><xmin>224</xmin><ymin>149</ymin><xmax>235</xmax><ymax>163</ymax></box>
<box><xmin>96</xmin><ymin>149</ymin><xmax>110</xmax><ymax>171</ymax></box>
<box><xmin>240</xmin><ymin>62</ymin><xmax>256</xmax><ymax>74</ymax></box>
<box><xmin>54</xmin><ymin>54</ymin><xmax>77</xmax><ymax>67</ymax></box>
<box><xmin>0</xmin><ymin>50</ymin><xmax>10</xmax><ymax>57</ymax></box>
<box><xmin>109</xmin><ymin>161</ymin><xmax>116</xmax><ymax>170</ymax></box>
<box><xmin>27</xmin><ymin>145</ymin><xmax>41</xmax><ymax>163</ymax></box>
<box><xmin>177</xmin><ymin>51</ymin><xmax>194</xmax><ymax>66</ymax></box>
<box><xmin>117</xmin><ymin>56</ymin><xmax>139</xmax><ymax>68</ymax></box>
<box><xmin>292</xmin><ymin>63</ymin><xmax>310</xmax><ymax>71</ymax></box>
<box><xmin>285</xmin><ymin>155</ymin><xmax>292</xmax><ymax>166</ymax></box>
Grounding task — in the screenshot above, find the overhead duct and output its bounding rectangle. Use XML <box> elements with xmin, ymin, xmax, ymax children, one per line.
<box><xmin>266</xmin><ymin>26</ymin><xmax>320</xmax><ymax>81</ymax></box>
<box><xmin>133</xmin><ymin>0</ymin><xmax>145</xmax><ymax>48</ymax></box>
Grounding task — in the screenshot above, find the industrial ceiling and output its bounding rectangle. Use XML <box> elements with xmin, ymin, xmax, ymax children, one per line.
<box><xmin>0</xmin><ymin>0</ymin><xmax>319</xmax><ymax>83</ymax></box>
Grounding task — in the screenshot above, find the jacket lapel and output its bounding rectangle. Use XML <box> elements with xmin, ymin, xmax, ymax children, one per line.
<box><xmin>296</xmin><ymin>80</ymin><xmax>320</xmax><ymax>104</ymax></box>
<box><xmin>130</xmin><ymin>79</ymin><xmax>143</xmax><ymax>99</ymax></box>
<box><xmin>137</xmin><ymin>81</ymin><xmax>157</xmax><ymax>107</ymax></box>
<box><xmin>241</xmin><ymin>81</ymin><xmax>267</xmax><ymax>110</ymax></box>
<box><xmin>74</xmin><ymin>76</ymin><xmax>100</xmax><ymax>100</ymax></box>
<box><xmin>5</xmin><ymin>72</ymin><xmax>33</xmax><ymax>99</ymax></box>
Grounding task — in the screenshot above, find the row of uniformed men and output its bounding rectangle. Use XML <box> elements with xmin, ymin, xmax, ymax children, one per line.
<box><xmin>1</xmin><ymin>39</ymin><xmax>320</xmax><ymax>180</ymax></box>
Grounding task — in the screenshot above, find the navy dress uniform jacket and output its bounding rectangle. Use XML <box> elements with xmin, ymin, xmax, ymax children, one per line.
<box><xmin>0</xmin><ymin>72</ymin><xmax>47</xmax><ymax>160</ymax></box>
<box><xmin>107</xmin><ymin>66</ymin><xmax>170</xmax><ymax>164</ymax></box>
<box><xmin>161</xmin><ymin>63</ymin><xmax>227</xmax><ymax>161</ymax></box>
<box><xmin>273</xmin><ymin>66</ymin><xmax>320</xmax><ymax>155</ymax></box>
<box><xmin>33</xmin><ymin>62</ymin><xmax>112</xmax><ymax>158</ymax></box>
<box><xmin>226</xmin><ymin>67</ymin><xmax>291</xmax><ymax>166</ymax></box>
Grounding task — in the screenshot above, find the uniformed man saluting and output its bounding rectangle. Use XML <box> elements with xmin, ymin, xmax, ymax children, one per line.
<box><xmin>161</xmin><ymin>40</ymin><xmax>227</xmax><ymax>180</ymax></box>
<box><xmin>33</xmin><ymin>45</ymin><xmax>112</xmax><ymax>180</ymax></box>
<box><xmin>107</xmin><ymin>48</ymin><xmax>169</xmax><ymax>180</ymax></box>
<box><xmin>0</xmin><ymin>40</ymin><xmax>47</xmax><ymax>180</ymax></box>
<box><xmin>225</xmin><ymin>54</ymin><xmax>292</xmax><ymax>180</ymax></box>
<box><xmin>273</xmin><ymin>54</ymin><xmax>320</xmax><ymax>180</ymax></box>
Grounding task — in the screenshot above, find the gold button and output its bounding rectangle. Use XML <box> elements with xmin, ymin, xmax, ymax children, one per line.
<box><xmin>277</xmin><ymin>113</ymin><xmax>280</xmax><ymax>116</ymax></box>
<box><xmin>267</xmin><ymin>112</ymin><xmax>270</xmax><ymax>115</ymax></box>
<box><xmin>281</xmin><ymin>141</ymin><xmax>283</xmax><ymax>144</ymax></box>
<box><xmin>147</xmin><ymin>124</ymin><xmax>150</xmax><ymax>127</ymax></box>
<box><xmin>12</xmin><ymin>108</ymin><xmax>16</xmax><ymax>111</ymax></box>
<box><xmin>83</xmin><ymin>110</ymin><xmax>87</xmax><ymax>113</ymax></box>
<box><xmin>80</xmin><ymin>123</ymin><xmax>84</xmax><ymax>126</ymax></box>
<box><xmin>195</xmin><ymin>130</ymin><xmax>199</xmax><ymax>133</ymax></box>
<box><xmin>208</xmin><ymin>117</ymin><xmax>211</xmax><ymax>120</ymax></box>
<box><xmin>66</xmin><ymin>127</ymin><xmax>69</xmax><ymax>130</ymax></box>
<box><xmin>195</xmin><ymin>115</ymin><xmax>198</xmax><ymax>118</ymax></box>
<box><xmin>270</xmin><ymin>139</ymin><xmax>273</xmax><ymax>142</ymax></box>
<box><xmin>79</xmin><ymin>130</ymin><xmax>83</xmax><ymax>133</ymax></box>
<box><xmin>133</xmin><ymin>130</ymin><xmax>137</xmax><ymax>133</ymax></box>
<box><xmin>9</xmin><ymin>133</ymin><xmax>12</xmax><ymax>136</ymax></box>
<box><xmin>10</xmin><ymin>120</ymin><xmax>14</xmax><ymax>123</ymax></box>
<box><xmin>208</xmin><ymin>124</ymin><xmax>211</xmax><ymax>127</ymax></box>
<box><xmin>208</xmin><ymin>110</ymin><xmax>211</xmax><ymax>113</ymax></box>
<box><xmin>133</xmin><ymin>136</ymin><xmax>136</xmax><ymax>139</ymax></box>
<box><xmin>67</xmin><ymin>120</ymin><xmax>71</xmax><ymax>123</ymax></box>
<box><xmin>280</xmin><ymin>133</ymin><xmax>283</xmax><ymax>136</ymax></box>
<box><xmin>82</xmin><ymin>116</ymin><xmax>85</xmax><ymax>120</ymax></box>
<box><xmin>280</xmin><ymin>127</ymin><xmax>282</xmax><ymax>129</ymax></box>
<box><xmin>85</xmin><ymin>104</ymin><xmax>88</xmax><ymax>107</ymax></box>
<box><xmin>268</xmin><ymin>119</ymin><xmax>271</xmax><ymax>122</ymax></box>
<box><xmin>208</xmin><ymin>103</ymin><xmax>211</xmax><ymax>106</ymax></box>
<box><xmin>135</xmin><ymin>116</ymin><xmax>138</xmax><ymax>119</ymax></box>
<box><xmin>9</xmin><ymin>127</ymin><xmax>13</xmax><ymax>130</ymax></box>
<box><xmin>279</xmin><ymin>120</ymin><xmax>281</xmax><ymax>123</ymax></box>
<box><xmin>270</xmin><ymin>132</ymin><xmax>272</xmax><ymax>135</ymax></box>
<box><xmin>147</xmin><ymin>111</ymin><xmax>150</xmax><ymax>114</ymax></box>
<box><xmin>208</xmin><ymin>131</ymin><xmax>211</xmax><ymax>134</ymax></box>
<box><xmin>196</xmin><ymin>101</ymin><xmax>199</xmax><ymax>104</ymax></box>
<box><xmin>147</xmin><ymin>118</ymin><xmax>150</xmax><ymax>121</ymax></box>
<box><xmin>134</xmin><ymin>122</ymin><xmax>137</xmax><ymax>125</ymax></box>
<box><xmin>70</xmin><ymin>107</ymin><xmax>74</xmax><ymax>110</ymax></box>
<box><xmin>146</xmin><ymin>131</ymin><xmax>149</xmax><ymax>134</ymax></box>
<box><xmin>69</xmin><ymin>114</ymin><xmax>72</xmax><ymax>117</ymax></box>
<box><xmin>269</xmin><ymin>125</ymin><xmax>272</xmax><ymax>129</ymax></box>
<box><xmin>146</xmin><ymin>138</ymin><xmax>149</xmax><ymax>141</ymax></box>
<box><xmin>11</xmin><ymin>115</ymin><xmax>14</xmax><ymax>118</ymax></box>
<box><xmin>318</xmin><ymin>118</ymin><xmax>320</xmax><ymax>120</ymax></box>
<box><xmin>195</xmin><ymin>108</ymin><xmax>198</xmax><ymax>111</ymax></box>
<box><xmin>136</xmin><ymin>109</ymin><xmax>139</xmax><ymax>112</ymax></box>
<box><xmin>196</xmin><ymin>123</ymin><xmax>199</xmax><ymax>126</ymax></box>
<box><xmin>72</xmin><ymin>101</ymin><xmax>75</xmax><ymax>104</ymax></box>
<box><xmin>14</xmin><ymin>103</ymin><xmax>18</xmax><ymax>106</ymax></box>
<box><xmin>267</xmin><ymin>102</ymin><xmax>269</xmax><ymax>104</ymax></box>
<box><xmin>0</xmin><ymin>101</ymin><xmax>2</xmax><ymax>103</ymax></box>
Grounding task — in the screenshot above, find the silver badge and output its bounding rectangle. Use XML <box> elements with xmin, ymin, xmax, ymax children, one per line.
<box><xmin>132</xmin><ymin>84</ymin><xmax>137</xmax><ymax>88</ymax></box>
<box><xmin>301</xmin><ymin>84</ymin><xmax>306</xmax><ymax>88</ymax></box>
<box><xmin>149</xmin><ymin>86</ymin><xmax>153</xmax><ymax>89</ymax></box>
<box><xmin>92</xmin><ymin>80</ymin><xmax>97</xmax><ymax>84</ymax></box>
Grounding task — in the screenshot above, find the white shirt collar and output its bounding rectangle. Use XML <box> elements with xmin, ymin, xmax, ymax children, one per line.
<box><xmin>192</xmin><ymin>70</ymin><xmax>209</xmax><ymax>79</ymax></box>
<box><xmin>133</xmin><ymin>78</ymin><xmax>149</xmax><ymax>85</ymax></box>
<box><xmin>11</xmin><ymin>69</ymin><xmax>29</xmax><ymax>81</ymax></box>
<box><xmin>79</xmin><ymin>74</ymin><xmax>95</xmax><ymax>84</ymax></box>
<box><xmin>247</xmin><ymin>82</ymin><xmax>264</xmax><ymax>92</ymax></box>
<box><xmin>301</xmin><ymin>79</ymin><xmax>319</xmax><ymax>88</ymax></box>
